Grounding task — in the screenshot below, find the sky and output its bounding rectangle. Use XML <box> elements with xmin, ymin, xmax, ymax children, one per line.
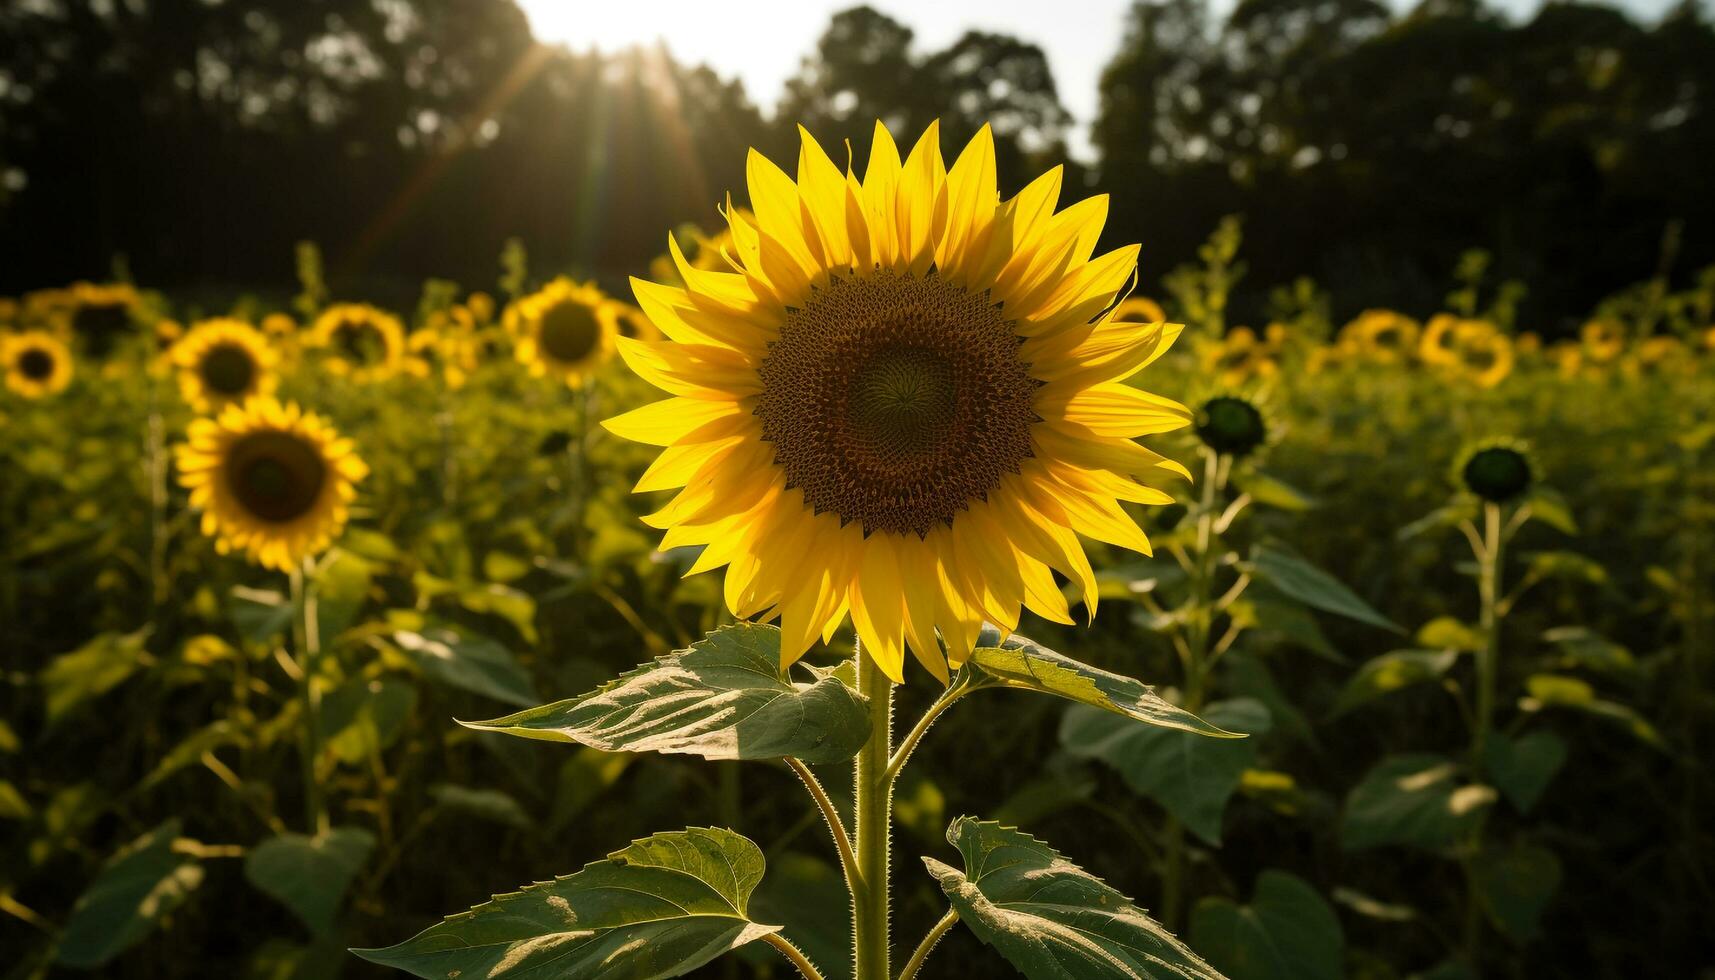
<box><xmin>515</xmin><ymin>0</ymin><xmax>1684</xmax><ymax>159</ymax></box>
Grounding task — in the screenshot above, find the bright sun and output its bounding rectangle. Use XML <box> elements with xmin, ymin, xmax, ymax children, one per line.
<box><xmin>515</xmin><ymin>1</ymin><xmax>715</xmax><ymax>51</ymax></box>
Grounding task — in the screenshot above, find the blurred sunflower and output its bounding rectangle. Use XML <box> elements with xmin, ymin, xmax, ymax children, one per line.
<box><xmin>408</xmin><ymin>322</ymin><xmax>480</xmax><ymax>389</ymax></box>
<box><xmin>308</xmin><ymin>303</ymin><xmax>406</xmax><ymax>382</ymax></box>
<box><xmin>1113</xmin><ymin>296</ymin><xmax>1167</xmax><ymax>324</ymax></box>
<box><xmin>507</xmin><ymin>278</ymin><xmax>619</xmax><ymax>385</ymax></box>
<box><xmin>3</xmin><ymin>330</ymin><xmax>74</xmax><ymax>398</ymax></box>
<box><xmin>606</xmin><ymin>122</ymin><xmax>1189</xmax><ymax>681</ymax></box>
<box><xmin>614</xmin><ymin>303</ymin><xmax>661</xmax><ymax>341</ymax></box>
<box><xmin>1340</xmin><ymin>309</ymin><xmax>1420</xmax><ymax>364</ymax></box>
<box><xmin>154</xmin><ymin>318</ymin><xmax>185</xmax><ymax>349</ymax></box>
<box><xmin>261</xmin><ymin>313</ymin><xmax>297</xmax><ymax>341</ymax></box>
<box><xmin>171</xmin><ymin>318</ymin><xmax>277</xmax><ymax>412</ymax></box>
<box><xmin>1446</xmin><ymin>320</ymin><xmax>1513</xmax><ymax>388</ymax></box>
<box><xmin>464</xmin><ymin>292</ymin><xmax>496</xmax><ymax>325</ymax></box>
<box><xmin>1202</xmin><ymin>326</ymin><xmax>1279</xmax><ymax>385</ymax></box>
<box><xmin>176</xmin><ymin>398</ymin><xmax>368</xmax><ymax>572</ymax></box>
<box><xmin>64</xmin><ymin>282</ymin><xmax>142</xmax><ymax>358</ymax></box>
<box><xmin>1579</xmin><ymin>318</ymin><xmax>1626</xmax><ymax>364</ymax></box>
<box><xmin>0</xmin><ymin>297</ymin><xmax>18</xmax><ymax>325</ymax></box>
<box><xmin>1628</xmin><ymin>335</ymin><xmax>1690</xmax><ymax>377</ymax></box>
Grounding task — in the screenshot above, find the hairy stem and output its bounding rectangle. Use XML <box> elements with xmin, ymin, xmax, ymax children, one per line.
<box><xmin>1472</xmin><ymin>501</ymin><xmax>1504</xmax><ymax>765</ymax></box>
<box><xmin>762</xmin><ymin>933</ymin><xmax>827</xmax><ymax>980</ymax></box>
<box><xmin>785</xmin><ymin>757</ymin><xmax>859</xmax><ymax>902</ymax></box>
<box><xmin>899</xmin><ymin>909</ymin><xmax>960</xmax><ymax>980</ymax></box>
<box><xmin>852</xmin><ymin>646</ymin><xmax>894</xmax><ymax>980</ymax></box>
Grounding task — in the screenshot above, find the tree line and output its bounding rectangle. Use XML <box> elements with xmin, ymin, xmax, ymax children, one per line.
<box><xmin>3</xmin><ymin>0</ymin><xmax>1711</xmax><ymax>333</ymax></box>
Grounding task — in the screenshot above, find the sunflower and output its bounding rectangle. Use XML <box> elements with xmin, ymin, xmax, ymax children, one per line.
<box><xmin>308</xmin><ymin>303</ymin><xmax>406</xmax><ymax>382</ymax></box>
<box><xmin>1418</xmin><ymin>313</ymin><xmax>1462</xmax><ymax>367</ymax></box>
<box><xmin>1446</xmin><ymin>320</ymin><xmax>1513</xmax><ymax>388</ymax></box>
<box><xmin>1113</xmin><ymin>296</ymin><xmax>1167</xmax><ymax>324</ymax></box>
<box><xmin>1195</xmin><ymin>394</ymin><xmax>1269</xmax><ymax>458</ymax></box>
<box><xmin>172</xmin><ymin>318</ymin><xmax>277</xmax><ymax>412</ymax></box>
<box><xmin>408</xmin><ymin>321</ymin><xmax>480</xmax><ymax>389</ymax></box>
<box><xmin>176</xmin><ymin>398</ymin><xmax>368</xmax><ymax>572</ymax></box>
<box><xmin>605</xmin><ymin>122</ymin><xmax>1190</xmax><ymax>682</ymax></box>
<box><xmin>3</xmin><ymin>330</ymin><xmax>74</xmax><ymax>398</ymax></box>
<box><xmin>1579</xmin><ymin>318</ymin><xmax>1626</xmax><ymax>364</ymax></box>
<box><xmin>614</xmin><ymin>302</ymin><xmax>661</xmax><ymax>342</ymax></box>
<box><xmin>1455</xmin><ymin>438</ymin><xmax>1535</xmax><ymax>503</ymax></box>
<box><xmin>1340</xmin><ymin>309</ymin><xmax>1420</xmax><ymax>364</ymax></box>
<box><xmin>507</xmin><ymin>278</ymin><xmax>620</xmax><ymax>385</ymax></box>
<box><xmin>1202</xmin><ymin>326</ymin><xmax>1279</xmax><ymax>386</ymax></box>
<box><xmin>64</xmin><ymin>282</ymin><xmax>142</xmax><ymax>358</ymax></box>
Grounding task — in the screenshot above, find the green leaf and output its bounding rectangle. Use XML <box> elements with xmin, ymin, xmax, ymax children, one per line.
<box><xmin>1250</xmin><ymin>542</ymin><xmax>1401</xmax><ymax>632</ymax></box>
<box><xmin>1341</xmin><ymin>754</ymin><xmax>1495</xmax><ymax>852</ymax></box>
<box><xmin>353</xmin><ymin>827</ymin><xmax>781</xmax><ymax>980</ymax></box>
<box><xmin>456</xmin><ymin>583</ymin><xmax>539</xmax><ymax>645</ymax></box>
<box><xmin>1521</xmin><ymin>680</ymin><xmax>1663</xmax><ymax>747</ymax></box>
<box><xmin>393</xmin><ymin>627</ymin><xmax>538</xmax><ymax>706</ymax></box>
<box><xmin>924</xmin><ymin>817</ymin><xmax>1226</xmax><ymax>980</ymax></box>
<box><xmin>966</xmin><ymin>629</ymin><xmax>1238</xmax><ymax>737</ymax></box>
<box><xmin>320</xmin><ymin>678</ymin><xmax>417</xmax><ymax>764</ymax></box>
<box><xmin>1481</xmin><ymin>731</ymin><xmax>1567</xmax><ymax>813</ymax></box>
<box><xmin>463</xmin><ymin>623</ymin><xmax>871</xmax><ymax>764</ymax></box>
<box><xmin>1523</xmin><ymin>551</ymin><xmax>1608</xmax><ymax>587</ymax></box>
<box><xmin>1415</xmin><ymin>616</ymin><xmax>1484</xmax><ymax>653</ymax></box>
<box><xmin>1523</xmin><ymin>487</ymin><xmax>1577</xmax><ymax>535</ymax></box>
<box><xmin>1473</xmin><ymin>843</ymin><xmax>1561</xmax><ymax>942</ymax></box>
<box><xmin>1240</xmin><ymin>469</ymin><xmax>1316</xmax><ymax>511</ymax></box>
<box><xmin>1191</xmin><ymin>871</ymin><xmax>1343</xmax><ymax>980</ymax></box>
<box><xmin>1231</xmin><ymin>594</ymin><xmax>1346</xmax><ymax>663</ymax></box>
<box><xmin>313</xmin><ymin>550</ymin><xmax>374</xmax><ymax>642</ymax></box>
<box><xmin>0</xmin><ymin>779</ymin><xmax>31</xmax><ymax>820</ymax></box>
<box><xmin>245</xmin><ymin>828</ymin><xmax>376</xmax><ymax>937</ymax></box>
<box><xmin>231</xmin><ymin>586</ymin><xmax>293</xmax><ymax>645</ymax></box>
<box><xmin>1541</xmin><ymin>626</ymin><xmax>1634</xmax><ymax>673</ymax></box>
<box><xmin>57</xmin><ymin>820</ymin><xmax>205</xmax><ymax>968</ymax></box>
<box><xmin>1330</xmin><ymin>649</ymin><xmax>1458</xmax><ymax>717</ymax></box>
<box><xmin>430</xmin><ymin>784</ymin><xmax>532</xmax><ymax>828</ymax></box>
<box><xmin>1524</xmin><ymin>674</ymin><xmax>1594</xmax><ymax>706</ymax></box>
<box><xmin>1397</xmin><ymin>499</ymin><xmax>1476</xmax><ymax>541</ymax></box>
<box><xmin>1061</xmin><ymin>698</ymin><xmax>1271</xmax><ymax>844</ymax></box>
<box><xmin>139</xmin><ymin>720</ymin><xmax>241</xmax><ymax>792</ymax></box>
<box><xmin>41</xmin><ymin>630</ymin><xmax>148</xmax><ymax>724</ymax></box>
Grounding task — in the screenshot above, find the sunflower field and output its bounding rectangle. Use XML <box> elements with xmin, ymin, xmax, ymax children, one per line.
<box><xmin>5</xmin><ymin>3</ymin><xmax>1715</xmax><ymax>980</ymax></box>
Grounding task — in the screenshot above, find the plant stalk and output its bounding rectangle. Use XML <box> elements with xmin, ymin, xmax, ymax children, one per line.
<box><xmin>1472</xmin><ymin>501</ymin><xmax>1504</xmax><ymax>766</ymax></box>
<box><xmin>852</xmin><ymin>644</ymin><xmax>894</xmax><ymax>980</ymax></box>
<box><xmin>1162</xmin><ymin>447</ymin><xmax>1223</xmax><ymax>930</ymax></box>
<box><xmin>289</xmin><ymin>563</ymin><xmax>328</xmax><ymax>836</ymax></box>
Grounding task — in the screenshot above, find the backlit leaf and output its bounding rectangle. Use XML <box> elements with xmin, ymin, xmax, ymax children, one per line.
<box><xmin>924</xmin><ymin>817</ymin><xmax>1226</xmax><ymax>980</ymax></box>
<box><xmin>464</xmin><ymin>623</ymin><xmax>871</xmax><ymax>763</ymax></box>
<box><xmin>353</xmin><ymin>827</ymin><xmax>780</xmax><ymax>979</ymax></box>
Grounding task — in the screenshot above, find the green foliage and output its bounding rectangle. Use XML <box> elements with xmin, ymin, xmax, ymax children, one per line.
<box><xmin>1190</xmin><ymin>871</ymin><xmax>1343</xmax><ymax>980</ymax></box>
<box><xmin>1472</xmin><ymin>843</ymin><xmax>1563</xmax><ymax>943</ymax></box>
<box><xmin>464</xmin><ymin>623</ymin><xmax>872</xmax><ymax>763</ymax></box>
<box><xmin>1341</xmin><ymin>755</ymin><xmax>1496</xmax><ymax>852</ymax></box>
<box><xmin>1331</xmin><ymin>649</ymin><xmax>1459</xmax><ymax>717</ymax></box>
<box><xmin>352</xmin><ymin>827</ymin><xmax>780</xmax><ymax>979</ymax></box>
<box><xmin>1250</xmin><ymin>542</ymin><xmax>1400</xmax><ymax>633</ymax></box>
<box><xmin>964</xmin><ymin>631</ymin><xmax>1238</xmax><ymax>737</ymax></box>
<box><xmin>1061</xmin><ymin>699</ymin><xmax>1272</xmax><ymax>844</ymax></box>
<box><xmin>925</xmin><ymin>818</ymin><xmax>1226</xmax><ymax>980</ymax></box>
<box><xmin>57</xmin><ymin>820</ymin><xmax>205</xmax><ymax>968</ymax></box>
<box><xmin>244</xmin><ymin>828</ymin><xmax>376</xmax><ymax>936</ymax></box>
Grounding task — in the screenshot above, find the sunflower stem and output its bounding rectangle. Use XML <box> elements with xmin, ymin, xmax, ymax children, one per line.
<box><xmin>1471</xmin><ymin>501</ymin><xmax>1504</xmax><ymax>766</ymax></box>
<box><xmin>289</xmin><ymin>563</ymin><xmax>328</xmax><ymax>836</ymax></box>
<box><xmin>898</xmin><ymin>908</ymin><xmax>959</xmax><ymax>980</ymax></box>
<box><xmin>1163</xmin><ymin>447</ymin><xmax>1224</xmax><ymax>930</ymax></box>
<box><xmin>852</xmin><ymin>643</ymin><xmax>894</xmax><ymax>980</ymax></box>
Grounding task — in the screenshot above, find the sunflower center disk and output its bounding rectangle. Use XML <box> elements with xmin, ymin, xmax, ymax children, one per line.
<box><xmin>225</xmin><ymin>431</ymin><xmax>328</xmax><ymax>523</ymax></box>
<box><xmin>19</xmin><ymin>349</ymin><xmax>55</xmax><ymax>380</ymax></box>
<box><xmin>333</xmin><ymin>322</ymin><xmax>381</xmax><ymax>362</ymax></box>
<box><xmin>200</xmin><ymin>344</ymin><xmax>257</xmax><ymax>395</ymax></box>
<box><xmin>539</xmin><ymin>302</ymin><xmax>601</xmax><ymax>362</ymax></box>
<box><xmin>756</xmin><ymin>271</ymin><xmax>1039</xmax><ymax>537</ymax></box>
